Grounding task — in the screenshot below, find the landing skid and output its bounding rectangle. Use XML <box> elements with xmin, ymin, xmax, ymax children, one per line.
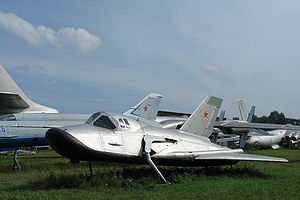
<box><xmin>145</xmin><ymin>152</ymin><xmax>169</xmax><ymax>184</ymax></box>
<box><xmin>144</xmin><ymin>135</ymin><xmax>170</xmax><ymax>184</ymax></box>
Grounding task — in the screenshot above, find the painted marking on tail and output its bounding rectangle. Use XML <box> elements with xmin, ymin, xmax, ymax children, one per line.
<box><xmin>143</xmin><ymin>105</ymin><xmax>148</xmax><ymax>112</ymax></box>
<box><xmin>202</xmin><ymin>111</ymin><xmax>209</xmax><ymax>119</ymax></box>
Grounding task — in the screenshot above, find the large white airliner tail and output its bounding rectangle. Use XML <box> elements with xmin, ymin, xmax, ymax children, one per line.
<box><xmin>0</xmin><ymin>65</ymin><xmax>58</xmax><ymax>115</ymax></box>
<box><xmin>180</xmin><ymin>96</ymin><xmax>223</xmax><ymax>137</ymax></box>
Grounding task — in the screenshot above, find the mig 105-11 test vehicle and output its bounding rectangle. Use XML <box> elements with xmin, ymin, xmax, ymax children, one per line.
<box><xmin>46</xmin><ymin>96</ymin><xmax>288</xmax><ymax>184</ymax></box>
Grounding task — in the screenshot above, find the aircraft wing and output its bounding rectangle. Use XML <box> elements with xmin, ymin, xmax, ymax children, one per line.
<box><xmin>216</xmin><ymin>136</ymin><xmax>240</xmax><ymax>142</ymax></box>
<box><xmin>195</xmin><ymin>152</ymin><xmax>288</xmax><ymax>162</ymax></box>
<box><xmin>215</xmin><ymin>121</ymin><xmax>300</xmax><ymax>131</ymax></box>
<box><xmin>0</xmin><ymin>92</ymin><xmax>29</xmax><ymax>115</ymax></box>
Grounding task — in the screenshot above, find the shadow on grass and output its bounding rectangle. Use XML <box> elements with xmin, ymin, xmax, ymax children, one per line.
<box><xmin>18</xmin><ymin>165</ymin><xmax>270</xmax><ymax>190</ymax></box>
<box><xmin>288</xmin><ymin>160</ymin><xmax>300</xmax><ymax>163</ymax></box>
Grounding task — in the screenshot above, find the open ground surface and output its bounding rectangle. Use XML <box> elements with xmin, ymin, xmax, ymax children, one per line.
<box><xmin>0</xmin><ymin>149</ymin><xmax>299</xmax><ymax>200</ymax></box>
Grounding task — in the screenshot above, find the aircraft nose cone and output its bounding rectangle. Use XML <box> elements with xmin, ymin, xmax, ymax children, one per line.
<box><xmin>46</xmin><ymin>128</ymin><xmax>83</xmax><ymax>160</ymax></box>
<box><xmin>46</xmin><ymin>128</ymin><xmax>70</xmax><ymax>148</ymax></box>
<box><xmin>46</xmin><ymin>128</ymin><xmax>97</xmax><ymax>161</ymax></box>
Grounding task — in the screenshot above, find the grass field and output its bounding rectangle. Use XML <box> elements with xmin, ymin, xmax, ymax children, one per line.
<box><xmin>0</xmin><ymin>149</ymin><xmax>299</xmax><ymax>200</ymax></box>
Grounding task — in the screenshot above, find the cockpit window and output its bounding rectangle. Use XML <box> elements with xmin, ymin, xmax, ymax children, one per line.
<box><xmin>118</xmin><ymin>118</ymin><xmax>130</xmax><ymax>129</ymax></box>
<box><xmin>123</xmin><ymin>118</ymin><xmax>130</xmax><ymax>128</ymax></box>
<box><xmin>85</xmin><ymin>112</ymin><xmax>101</xmax><ymax>124</ymax></box>
<box><xmin>0</xmin><ymin>114</ymin><xmax>16</xmax><ymax>121</ymax></box>
<box><xmin>93</xmin><ymin>115</ymin><xmax>116</xmax><ymax>130</ymax></box>
<box><xmin>119</xmin><ymin>119</ymin><xmax>125</xmax><ymax>128</ymax></box>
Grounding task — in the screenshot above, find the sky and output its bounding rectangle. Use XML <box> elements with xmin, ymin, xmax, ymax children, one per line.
<box><xmin>0</xmin><ymin>0</ymin><xmax>300</xmax><ymax>119</ymax></box>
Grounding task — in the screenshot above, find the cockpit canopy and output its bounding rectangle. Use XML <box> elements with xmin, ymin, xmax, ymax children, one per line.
<box><xmin>85</xmin><ymin>112</ymin><xmax>102</xmax><ymax>125</ymax></box>
<box><xmin>85</xmin><ymin>112</ymin><xmax>116</xmax><ymax>130</ymax></box>
<box><xmin>85</xmin><ymin>112</ymin><xmax>133</xmax><ymax>131</ymax></box>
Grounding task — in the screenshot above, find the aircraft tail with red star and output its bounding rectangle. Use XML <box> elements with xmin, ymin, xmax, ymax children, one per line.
<box><xmin>180</xmin><ymin>96</ymin><xmax>223</xmax><ymax>137</ymax></box>
<box><xmin>123</xmin><ymin>93</ymin><xmax>163</xmax><ymax>120</ymax></box>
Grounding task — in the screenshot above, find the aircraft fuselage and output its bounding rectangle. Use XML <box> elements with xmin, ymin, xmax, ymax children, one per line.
<box><xmin>46</xmin><ymin>113</ymin><xmax>240</xmax><ymax>166</ymax></box>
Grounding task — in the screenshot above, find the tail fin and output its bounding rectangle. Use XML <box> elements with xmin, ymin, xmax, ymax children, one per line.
<box><xmin>218</xmin><ymin>110</ymin><xmax>225</xmax><ymax>121</ymax></box>
<box><xmin>237</xmin><ymin>99</ymin><xmax>247</xmax><ymax>121</ymax></box>
<box><xmin>123</xmin><ymin>93</ymin><xmax>162</xmax><ymax>120</ymax></box>
<box><xmin>180</xmin><ymin>96</ymin><xmax>223</xmax><ymax>137</ymax></box>
<box><xmin>0</xmin><ymin>65</ymin><xmax>58</xmax><ymax>115</ymax></box>
<box><xmin>247</xmin><ymin>106</ymin><xmax>255</xmax><ymax>122</ymax></box>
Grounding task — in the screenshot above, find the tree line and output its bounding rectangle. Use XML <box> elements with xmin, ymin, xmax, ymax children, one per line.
<box><xmin>252</xmin><ymin>111</ymin><xmax>300</xmax><ymax>125</ymax></box>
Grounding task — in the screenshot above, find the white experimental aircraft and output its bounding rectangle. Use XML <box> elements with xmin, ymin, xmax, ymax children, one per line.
<box><xmin>46</xmin><ymin>96</ymin><xmax>287</xmax><ymax>184</ymax></box>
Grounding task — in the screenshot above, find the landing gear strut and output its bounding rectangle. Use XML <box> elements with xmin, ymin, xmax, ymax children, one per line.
<box><xmin>12</xmin><ymin>150</ymin><xmax>21</xmax><ymax>169</ymax></box>
<box><xmin>239</xmin><ymin>132</ymin><xmax>249</xmax><ymax>149</ymax></box>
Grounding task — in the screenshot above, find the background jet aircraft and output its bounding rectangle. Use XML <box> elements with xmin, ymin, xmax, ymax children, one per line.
<box><xmin>244</xmin><ymin>128</ymin><xmax>300</xmax><ymax>149</ymax></box>
<box><xmin>246</xmin><ymin>129</ymin><xmax>289</xmax><ymax>149</ymax></box>
<box><xmin>156</xmin><ymin>98</ymin><xmax>300</xmax><ymax>150</ymax></box>
<box><xmin>46</xmin><ymin>95</ymin><xmax>287</xmax><ymax>184</ymax></box>
<box><xmin>216</xmin><ymin>100</ymin><xmax>300</xmax><ymax>149</ymax></box>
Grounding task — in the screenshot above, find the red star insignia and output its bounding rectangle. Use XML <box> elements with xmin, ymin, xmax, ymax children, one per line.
<box><xmin>143</xmin><ymin>105</ymin><xmax>148</xmax><ymax>112</ymax></box>
<box><xmin>203</xmin><ymin>111</ymin><xmax>209</xmax><ymax>119</ymax></box>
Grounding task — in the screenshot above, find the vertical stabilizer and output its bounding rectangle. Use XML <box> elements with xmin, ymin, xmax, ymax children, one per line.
<box><xmin>123</xmin><ymin>93</ymin><xmax>162</xmax><ymax>120</ymax></box>
<box><xmin>237</xmin><ymin>99</ymin><xmax>247</xmax><ymax>121</ymax></box>
<box><xmin>247</xmin><ymin>106</ymin><xmax>255</xmax><ymax>122</ymax></box>
<box><xmin>180</xmin><ymin>96</ymin><xmax>223</xmax><ymax>137</ymax></box>
<box><xmin>0</xmin><ymin>65</ymin><xmax>58</xmax><ymax>114</ymax></box>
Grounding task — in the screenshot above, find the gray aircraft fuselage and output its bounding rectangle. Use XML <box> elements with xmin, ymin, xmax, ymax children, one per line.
<box><xmin>0</xmin><ymin>113</ymin><xmax>90</xmax><ymax>149</ymax></box>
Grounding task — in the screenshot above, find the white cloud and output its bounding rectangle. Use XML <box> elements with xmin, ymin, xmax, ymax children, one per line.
<box><xmin>0</xmin><ymin>11</ymin><xmax>102</xmax><ymax>54</ymax></box>
<box><xmin>203</xmin><ymin>65</ymin><xmax>220</xmax><ymax>73</ymax></box>
<box><xmin>57</xmin><ymin>27</ymin><xmax>102</xmax><ymax>54</ymax></box>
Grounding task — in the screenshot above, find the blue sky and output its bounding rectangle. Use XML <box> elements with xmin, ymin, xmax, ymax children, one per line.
<box><xmin>1</xmin><ymin>1</ymin><xmax>300</xmax><ymax>118</ymax></box>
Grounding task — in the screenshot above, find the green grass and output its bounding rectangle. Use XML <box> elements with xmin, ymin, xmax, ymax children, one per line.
<box><xmin>0</xmin><ymin>149</ymin><xmax>299</xmax><ymax>200</ymax></box>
